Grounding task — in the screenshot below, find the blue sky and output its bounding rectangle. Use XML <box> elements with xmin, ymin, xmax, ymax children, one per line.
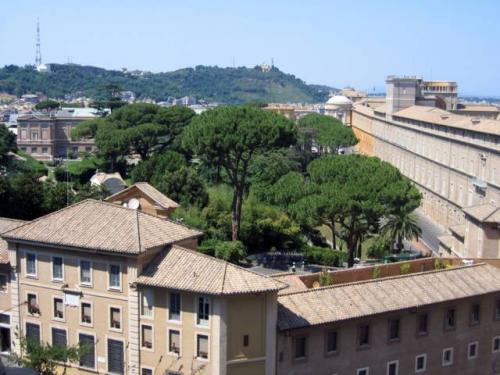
<box><xmin>1</xmin><ymin>0</ymin><xmax>499</xmax><ymax>96</ymax></box>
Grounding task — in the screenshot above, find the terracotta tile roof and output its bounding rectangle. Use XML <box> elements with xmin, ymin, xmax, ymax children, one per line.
<box><xmin>1</xmin><ymin>200</ymin><xmax>201</xmax><ymax>254</ymax></box>
<box><xmin>277</xmin><ymin>264</ymin><xmax>500</xmax><ymax>330</ymax></box>
<box><xmin>272</xmin><ymin>273</ymin><xmax>309</xmax><ymax>295</ymax></box>
<box><xmin>464</xmin><ymin>204</ymin><xmax>500</xmax><ymax>224</ymax></box>
<box><xmin>393</xmin><ymin>105</ymin><xmax>500</xmax><ymax>136</ymax></box>
<box><xmin>137</xmin><ymin>245</ymin><xmax>287</xmax><ymax>295</ymax></box>
<box><xmin>106</xmin><ymin>182</ymin><xmax>180</xmax><ymax>209</ymax></box>
<box><xmin>0</xmin><ymin>218</ymin><xmax>26</xmax><ymax>263</ymax></box>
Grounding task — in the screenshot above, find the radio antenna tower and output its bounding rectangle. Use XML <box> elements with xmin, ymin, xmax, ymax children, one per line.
<box><xmin>35</xmin><ymin>19</ymin><xmax>42</xmax><ymax>66</ymax></box>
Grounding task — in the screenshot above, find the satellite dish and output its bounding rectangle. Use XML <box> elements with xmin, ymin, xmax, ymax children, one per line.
<box><xmin>128</xmin><ymin>198</ymin><xmax>140</xmax><ymax>210</ymax></box>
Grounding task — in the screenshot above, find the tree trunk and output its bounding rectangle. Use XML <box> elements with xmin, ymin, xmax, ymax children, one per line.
<box><xmin>347</xmin><ymin>232</ymin><xmax>357</xmax><ymax>268</ymax></box>
<box><xmin>327</xmin><ymin>223</ymin><xmax>336</xmax><ymax>250</ymax></box>
<box><xmin>332</xmin><ymin>222</ymin><xmax>337</xmax><ymax>250</ymax></box>
<box><xmin>231</xmin><ymin>185</ymin><xmax>243</xmax><ymax>241</ymax></box>
<box><xmin>357</xmin><ymin>235</ymin><xmax>363</xmax><ymax>258</ymax></box>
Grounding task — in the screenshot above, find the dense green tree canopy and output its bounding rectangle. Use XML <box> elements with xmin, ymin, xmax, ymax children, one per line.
<box><xmin>297</xmin><ymin>113</ymin><xmax>358</xmax><ymax>155</ymax></box>
<box><xmin>0</xmin><ymin>64</ymin><xmax>332</xmax><ymax>104</ymax></box>
<box><xmin>72</xmin><ymin>103</ymin><xmax>196</xmax><ymax>165</ymax></box>
<box><xmin>267</xmin><ymin>155</ymin><xmax>421</xmax><ymax>267</ymax></box>
<box><xmin>183</xmin><ymin>105</ymin><xmax>296</xmax><ymax>240</ymax></box>
<box><xmin>0</xmin><ymin>125</ymin><xmax>16</xmax><ymax>165</ymax></box>
<box><xmin>34</xmin><ymin>99</ymin><xmax>61</xmax><ymax>111</ymax></box>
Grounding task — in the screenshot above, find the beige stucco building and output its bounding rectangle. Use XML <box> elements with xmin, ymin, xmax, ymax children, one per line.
<box><xmin>17</xmin><ymin>109</ymin><xmax>99</xmax><ymax>161</ymax></box>
<box><xmin>2</xmin><ymin>194</ymin><xmax>500</xmax><ymax>374</ymax></box>
<box><xmin>0</xmin><ymin>191</ymin><xmax>284</xmax><ymax>375</ymax></box>
<box><xmin>351</xmin><ymin>76</ymin><xmax>500</xmax><ymax>259</ymax></box>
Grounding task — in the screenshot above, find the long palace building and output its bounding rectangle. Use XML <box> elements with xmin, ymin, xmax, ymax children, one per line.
<box><xmin>351</xmin><ymin>76</ymin><xmax>499</xmax><ymax>258</ymax></box>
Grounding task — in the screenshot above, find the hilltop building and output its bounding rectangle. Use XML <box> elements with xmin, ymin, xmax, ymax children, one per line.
<box><xmin>351</xmin><ymin>76</ymin><xmax>500</xmax><ymax>259</ymax></box>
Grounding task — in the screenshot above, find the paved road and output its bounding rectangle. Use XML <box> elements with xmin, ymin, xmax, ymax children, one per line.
<box><xmin>415</xmin><ymin>209</ymin><xmax>446</xmax><ymax>253</ymax></box>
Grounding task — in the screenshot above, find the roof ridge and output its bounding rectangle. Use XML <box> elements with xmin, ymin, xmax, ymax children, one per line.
<box><xmin>278</xmin><ymin>263</ymin><xmax>487</xmax><ymax>298</ymax></box>
<box><xmin>221</xmin><ymin>262</ymin><xmax>229</xmax><ymax>294</ymax></box>
<box><xmin>172</xmin><ymin>245</ymin><xmax>288</xmax><ymax>289</ymax></box>
<box><xmin>0</xmin><ymin>199</ymin><xmax>93</xmax><ymax>238</ymax></box>
<box><xmin>135</xmin><ymin>209</ymin><xmax>142</xmax><ymax>253</ymax></box>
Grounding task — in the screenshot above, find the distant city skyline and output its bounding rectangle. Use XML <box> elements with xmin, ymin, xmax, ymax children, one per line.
<box><xmin>1</xmin><ymin>0</ymin><xmax>499</xmax><ymax>96</ymax></box>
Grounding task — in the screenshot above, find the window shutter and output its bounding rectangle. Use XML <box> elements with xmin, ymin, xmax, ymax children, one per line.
<box><xmin>26</xmin><ymin>323</ymin><xmax>40</xmax><ymax>345</ymax></box>
<box><xmin>79</xmin><ymin>334</ymin><xmax>95</xmax><ymax>368</ymax></box>
<box><xmin>52</xmin><ymin>328</ymin><xmax>67</xmax><ymax>347</ymax></box>
<box><xmin>107</xmin><ymin>339</ymin><xmax>124</xmax><ymax>374</ymax></box>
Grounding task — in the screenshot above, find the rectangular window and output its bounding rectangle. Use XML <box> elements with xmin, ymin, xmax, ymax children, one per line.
<box><xmin>169</xmin><ymin>292</ymin><xmax>181</xmax><ymax>321</ymax></box>
<box><xmin>107</xmin><ymin>339</ymin><xmax>124</xmax><ymax>374</ymax></box>
<box><xmin>0</xmin><ymin>314</ymin><xmax>10</xmax><ymax>325</ymax></box>
<box><xmin>110</xmin><ymin>307</ymin><xmax>121</xmax><ymax>330</ymax></box>
<box><xmin>27</xmin><ymin>293</ymin><xmax>39</xmax><ymax>314</ymax></box>
<box><xmin>493</xmin><ymin>337</ymin><xmax>500</xmax><ymax>353</ymax></box>
<box><xmin>42</xmin><ymin>147</ymin><xmax>48</xmax><ymax>154</ymax></box>
<box><xmin>52</xmin><ymin>256</ymin><xmax>63</xmax><ymax>281</ymax></box>
<box><xmin>358</xmin><ymin>324</ymin><xmax>370</xmax><ymax>347</ymax></box>
<box><xmin>357</xmin><ymin>368</ymin><xmax>369</xmax><ymax>375</ymax></box>
<box><xmin>496</xmin><ymin>300</ymin><xmax>500</xmax><ymax>320</ymax></box>
<box><xmin>80</xmin><ymin>260</ymin><xmax>92</xmax><ymax>285</ymax></box>
<box><xmin>0</xmin><ymin>274</ymin><xmax>7</xmax><ymax>292</ymax></box>
<box><xmin>53</xmin><ymin>297</ymin><xmax>64</xmax><ymax>320</ymax></box>
<box><xmin>442</xmin><ymin>347</ymin><xmax>454</xmax><ymax>366</ymax></box>
<box><xmin>26</xmin><ymin>253</ymin><xmax>37</xmax><ymax>277</ymax></box>
<box><xmin>141</xmin><ymin>289</ymin><xmax>154</xmax><ymax>318</ymax></box>
<box><xmin>26</xmin><ymin>323</ymin><xmax>40</xmax><ymax>346</ymax></box>
<box><xmin>387</xmin><ymin>361</ymin><xmax>398</xmax><ymax>375</ymax></box>
<box><xmin>388</xmin><ymin>319</ymin><xmax>400</xmax><ymax>341</ymax></box>
<box><xmin>141</xmin><ymin>325</ymin><xmax>153</xmax><ymax>349</ymax></box>
<box><xmin>444</xmin><ymin>309</ymin><xmax>455</xmax><ymax>330</ymax></box>
<box><xmin>81</xmin><ymin>302</ymin><xmax>92</xmax><ymax>325</ymax></box>
<box><xmin>293</xmin><ymin>336</ymin><xmax>306</xmax><ymax>360</ymax></box>
<box><xmin>243</xmin><ymin>334</ymin><xmax>249</xmax><ymax>347</ymax></box>
<box><xmin>197</xmin><ymin>296</ymin><xmax>210</xmax><ymax>326</ymax></box>
<box><xmin>415</xmin><ymin>354</ymin><xmax>427</xmax><ymax>373</ymax></box>
<box><xmin>79</xmin><ymin>334</ymin><xmax>95</xmax><ymax>369</ymax></box>
<box><xmin>109</xmin><ymin>264</ymin><xmax>121</xmax><ymax>289</ymax></box>
<box><xmin>196</xmin><ymin>334</ymin><xmax>209</xmax><ymax>359</ymax></box>
<box><xmin>417</xmin><ymin>313</ymin><xmax>428</xmax><ymax>335</ymax></box>
<box><xmin>325</xmin><ymin>331</ymin><xmax>337</xmax><ymax>353</ymax></box>
<box><xmin>468</xmin><ymin>341</ymin><xmax>478</xmax><ymax>359</ymax></box>
<box><xmin>141</xmin><ymin>369</ymin><xmax>153</xmax><ymax>375</ymax></box>
<box><xmin>168</xmin><ymin>329</ymin><xmax>180</xmax><ymax>355</ymax></box>
<box><xmin>470</xmin><ymin>304</ymin><xmax>480</xmax><ymax>325</ymax></box>
<box><xmin>31</xmin><ymin>147</ymin><xmax>38</xmax><ymax>153</ymax></box>
<box><xmin>51</xmin><ymin>328</ymin><xmax>67</xmax><ymax>348</ymax></box>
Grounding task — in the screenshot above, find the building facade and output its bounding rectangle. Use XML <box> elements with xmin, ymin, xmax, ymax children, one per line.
<box><xmin>2</xmin><ymin>198</ymin><xmax>500</xmax><ymax>374</ymax></box>
<box><xmin>17</xmin><ymin>110</ymin><xmax>98</xmax><ymax>161</ymax></box>
<box><xmin>351</xmin><ymin>76</ymin><xmax>500</xmax><ymax>258</ymax></box>
<box><xmin>0</xmin><ymin>195</ymin><xmax>283</xmax><ymax>375</ymax></box>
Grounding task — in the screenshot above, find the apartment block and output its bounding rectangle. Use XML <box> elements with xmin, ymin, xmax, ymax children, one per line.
<box><xmin>1</xmin><ymin>184</ymin><xmax>500</xmax><ymax>374</ymax></box>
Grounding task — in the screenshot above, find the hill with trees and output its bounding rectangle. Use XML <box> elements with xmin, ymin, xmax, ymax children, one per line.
<box><xmin>0</xmin><ymin>64</ymin><xmax>334</xmax><ymax>104</ymax></box>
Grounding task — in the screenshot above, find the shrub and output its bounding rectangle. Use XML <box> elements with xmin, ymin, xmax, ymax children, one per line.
<box><xmin>434</xmin><ymin>258</ymin><xmax>446</xmax><ymax>270</ymax></box>
<box><xmin>198</xmin><ymin>239</ymin><xmax>247</xmax><ymax>264</ymax></box>
<box><xmin>304</xmin><ymin>246</ymin><xmax>347</xmax><ymax>267</ymax></box>
<box><xmin>366</xmin><ymin>235</ymin><xmax>392</xmax><ymax>259</ymax></box>
<box><xmin>400</xmin><ymin>262</ymin><xmax>411</xmax><ymax>275</ymax></box>
<box><xmin>319</xmin><ymin>268</ymin><xmax>334</xmax><ymax>286</ymax></box>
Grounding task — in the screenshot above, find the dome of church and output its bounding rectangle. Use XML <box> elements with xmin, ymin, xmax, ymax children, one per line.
<box><xmin>326</xmin><ymin>95</ymin><xmax>352</xmax><ymax>105</ymax></box>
